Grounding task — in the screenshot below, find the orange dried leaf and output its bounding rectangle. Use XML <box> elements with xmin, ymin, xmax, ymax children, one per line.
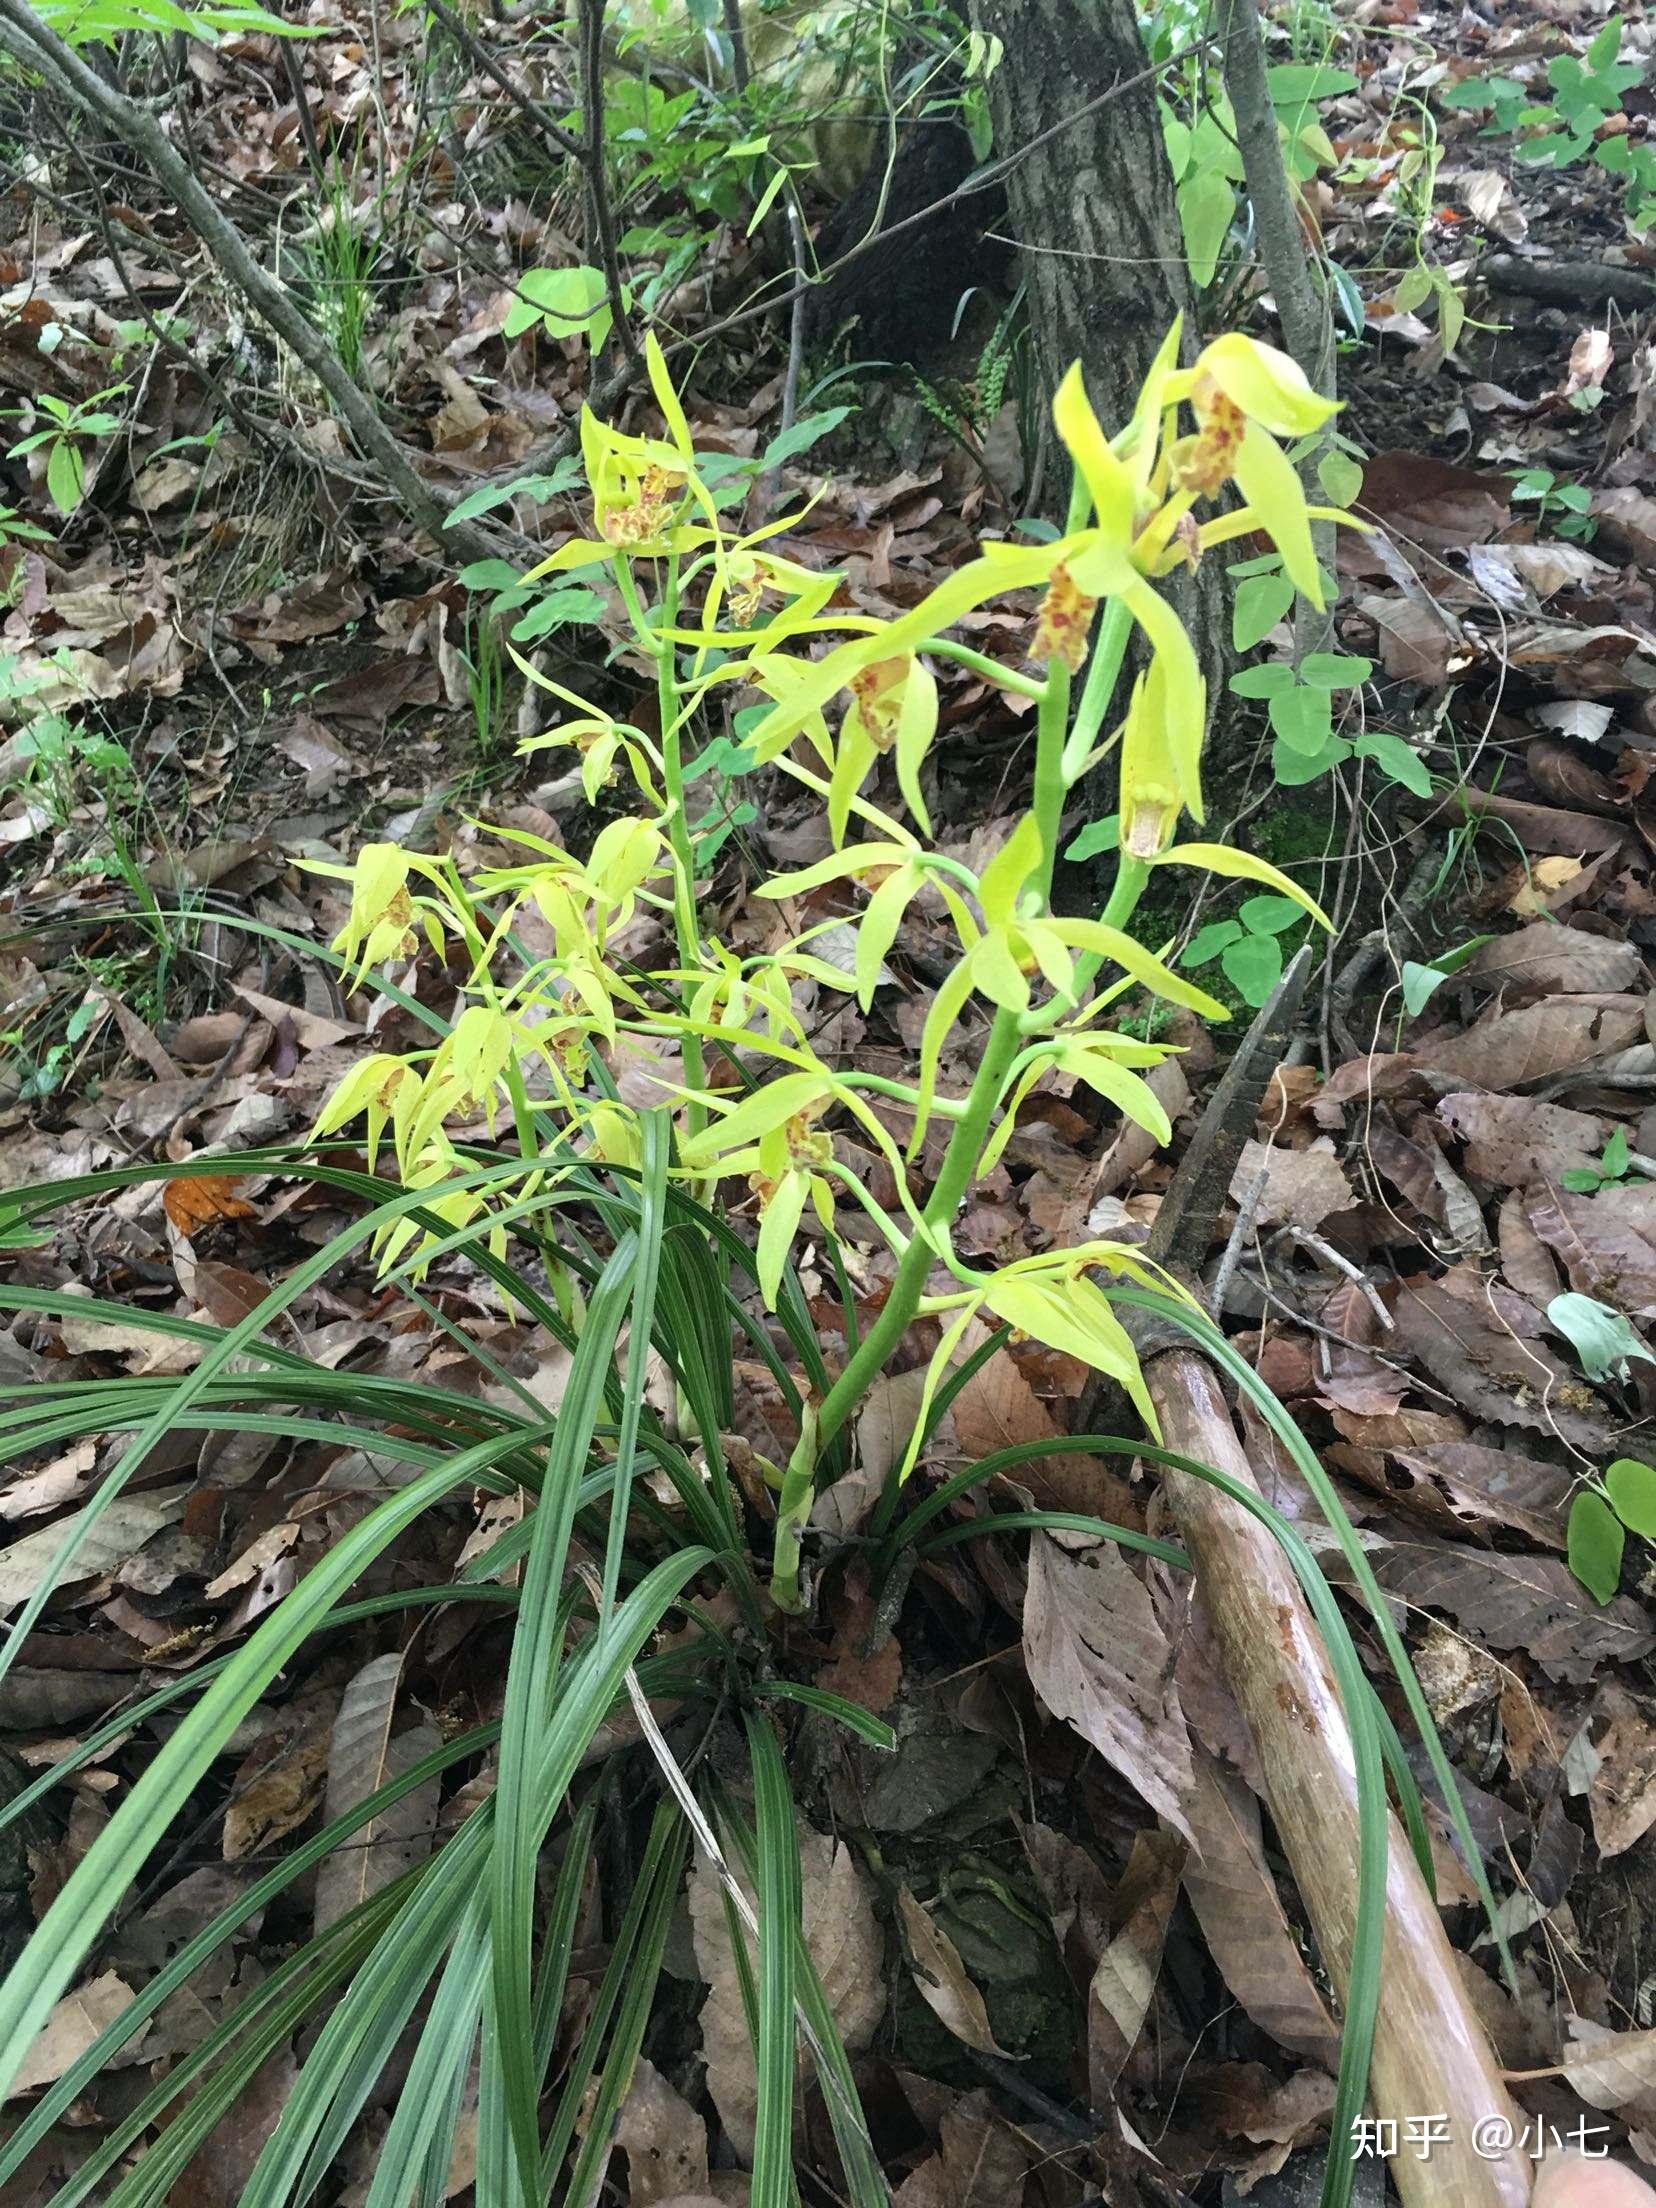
<box><xmin>162</xmin><ymin>1175</ymin><xmax>256</xmax><ymax>1235</ymax></box>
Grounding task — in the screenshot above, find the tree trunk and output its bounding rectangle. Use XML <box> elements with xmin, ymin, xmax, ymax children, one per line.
<box><xmin>970</xmin><ymin>0</ymin><xmax>1228</xmax><ymax>889</ymax></box>
<box><xmin>971</xmin><ymin>0</ymin><xmax>1195</xmax><ymax>465</ymax></box>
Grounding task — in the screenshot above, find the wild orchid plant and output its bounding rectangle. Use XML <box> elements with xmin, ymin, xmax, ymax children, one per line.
<box><xmin>309</xmin><ymin>322</ymin><xmax>1340</xmax><ymax>1604</ymax></box>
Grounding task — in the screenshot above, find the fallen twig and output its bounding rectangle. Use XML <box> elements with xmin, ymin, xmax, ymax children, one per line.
<box><xmin>1115</xmin><ymin>956</ymin><xmax>1530</xmax><ymax>2208</ymax></box>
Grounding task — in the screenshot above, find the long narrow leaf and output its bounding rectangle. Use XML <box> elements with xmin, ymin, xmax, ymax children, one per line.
<box><xmin>744</xmin><ymin>1711</ymin><xmax>801</xmax><ymax>2208</ymax></box>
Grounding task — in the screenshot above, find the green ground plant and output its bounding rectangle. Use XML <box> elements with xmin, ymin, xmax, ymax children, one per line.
<box><xmin>3</xmin><ymin>383</ymin><xmax>129</xmax><ymax>517</ymax></box>
<box><xmin>0</xmin><ymin>327</ymin><xmax>1507</xmax><ymax>2208</ymax></box>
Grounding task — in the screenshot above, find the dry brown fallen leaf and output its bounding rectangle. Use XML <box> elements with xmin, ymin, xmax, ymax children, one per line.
<box><xmin>896</xmin><ymin>1885</ymin><xmax>1010</xmax><ymax>2056</ymax></box>
<box><xmin>894</xmin><ymin>2091</ymin><xmax>1032</xmax><ymax>2208</ymax></box>
<box><xmin>1179</xmin><ymin>1747</ymin><xmax>1341</xmax><ymax>2070</ymax></box>
<box><xmin>223</xmin><ymin>1703</ymin><xmax>333</xmax><ymax>1861</ymax></box>
<box><xmin>615</xmin><ymin>2058</ymin><xmax>712</xmax><ymax>2208</ymax></box>
<box><xmin>1439</xmin><ymin>1092</ymin><xmax>1606</xmax><ymax>1187</ymax></box>
<box><xmin>1088</xmin><ymin>1827</ymin><xmax>1185</xmax><ymax>2099</ymax></box>
<box><xmin>1465</xmin><ymin>922</ymin><xmax>1643</xmax><ymax>997</ymax></box>
<box><xmin>1412</xmin><ymin>996</ymin><xmax>1647</xmax><ymax>1091</ymax></box>
<box><xmin>313</xmin><ymin>1651</ymin><xmax>442</xmax><ymax>1933</ymax></box>
<box><xmin>6</xmin><ymin>1970</ymin><xmax>146</xmax><ymax>2099</ymax></box>
<box><xmin>1391</xmin><ymin>1272</ymin><xmax>1614</xmax><ymax>1453</ymax></box>
<box><xmin>164</xmin><ymin>1174</ymin><xmax>258</xmax><ymax>1245</ymax></box>
<box><xmin>689</xmin><ymin>1820</ymin><xmax>882</xmax><ymax>2160</ymax></box>
<box><xmin>1563</xmin><ymin>2017</ymin><xmax>1656</xmax><ymax>2129</ymax></box>
<box><xmin>1389</xmin><ymin>1441</ymin><xmax>1572</xmax><ymax>1550</ymax></box>
<box><xmin>1023</xmin><ymin>1534</ymin><xmax>1195</xmax><ymax>1841</ymax></box>
<box><xmin>1374</xmin><ymin>1537</ymin><xmax>1655</xmax><ymax>1684</ymax></box>
<box><xmin>1583</xmin><ymin>1683</ymin><xmax>1656</xmax><ymax>1859</ymax></box>
<box><xmin>1231</xmin><ymin>1136</ymin><xmax>1356</xmax><ymax>1232</ymax></box>
<box><xmin>0</xmin><ymin>1487</ymin><xmax>190</xmax><ymax>1611</ymax></box>
<box><xmin>950</xmin><ymin>1328</ymin><xmax>1139</xmax><ymax>1527</ymax></box>
<box><xmin>1524</xmin><ymin>1181</ymin><xmax>1656</xmax><ymax>1316</ymax></box>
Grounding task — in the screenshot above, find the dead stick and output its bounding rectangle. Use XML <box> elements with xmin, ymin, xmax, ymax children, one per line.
<box><xmin>1126</xmin><ymin>951</ymin><xmax>1530</xmax><ymax>2207</ymax></box>
<box><xmin>1148</xmin><ymin>1352</ymin><xmax>1530</xmax><ymax>2208</ymax></box>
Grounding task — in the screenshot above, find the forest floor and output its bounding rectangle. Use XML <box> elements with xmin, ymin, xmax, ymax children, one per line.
<box><xmin>9</xmin><ymin>0</ymin><xmax>1656</xmax><ymax>2200</ymax></box>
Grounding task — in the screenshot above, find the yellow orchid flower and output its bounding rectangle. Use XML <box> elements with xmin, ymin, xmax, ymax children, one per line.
<box><xmin>519</xmin><ymin>334</ymin><xmax>731</xmax><ymax>577</ymax></box>
<box><xmin>1165</xmin><ymin>332</ymin><xmax>1337</xmax><ymax>437</ymax></box>
<box><xmin>908</xmin><ymin>817</ymin><xmax>1226</xmax><ymax>1148</ymax></box>
<box><xmin>308</xmin><ymin>1050</ymin><xmax>426</xmax><ymax>1173</ymax></box>
<box><xmin>308</xmin><ymin>844</ymin><xmax>456</xmax><ymax>988</ymax></box>
<box><xmin>758</xmin><ymin>840</ymin><xmax>983</xmax><ymax>1011</ymax></box>
<box><xmin>1117</xmin><ymin>650</ymin><xmax>1205</xmax><ymax>859</ymax></box>
<box><xmin>672</xmin><ymin>1070</ymin><xmax>842</xmax><ymax>1306</ymax></box>
<box><xmin>976</xmin><ymin>1028</ymin><xmax>1179</xmax><ymax>1177</ymax></box>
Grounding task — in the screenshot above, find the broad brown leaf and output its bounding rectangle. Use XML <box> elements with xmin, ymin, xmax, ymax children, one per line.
<box><xmin>1439</xmin><ymin>1092</ymin><xmax>1605</xmax><ymax>1187</ymax></box>
<box><xmin>1464</xmin><ymin>923</ymin><xmax>1641</xmax><ymax>998</ymax></box>
<box><xmin>1374</xmin><ymin>1538</ymin><xmax>1654</xmax><ymax>1683</ymax></box>
<box><xmin>1524</xmin><ymin>1181</ymin><xmax>1656</xmax><ymax>1315</ymax></box>
<box><xmin>1179</xmin><ymin>1748</ymin><xmax>1340</xmax><ymax>2069</ymax></box>
<box><xmin>1023</xmin><ymin>1535</ymin><xmax>1194</xmax><ymax>1840</ymax></box>
<box><xmin>313</xmin><ymin>1652</ymin><xmax>442</xmax><ymax>1932</ymax></box>
<box><xmin>1413</xmin><ymin>996</ymin><xmax>1645</xmax><ymax>1091</ymax></box>
<box><xmin>896</xmin><ymin>1886</ymin><xmax>1010</xmax><ymax>2055</ymax></box>
<box><xmin>1391</xmin><ymin>1272</ymin><xmax>1613</xmax><ymax>1451</ymax></box>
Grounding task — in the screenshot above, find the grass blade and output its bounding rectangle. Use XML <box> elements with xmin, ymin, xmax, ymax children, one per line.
<box><xmin>743</xmin><ymin>1710</ymin><xmax>802</xmax><ymax>2208</ymax></box>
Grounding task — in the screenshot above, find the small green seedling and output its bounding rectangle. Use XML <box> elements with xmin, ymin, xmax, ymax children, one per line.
<box><xmin>505</xmin><ymin>266</ymin><xmax>628</xmax><ymax>357</ymax></box>
<box><xmin>1563</xmin><ymin>1125</ymin><xmax>1633</xmax><ymax>1195</ymax></box>
<box><xmin>1511</xmin><ymin>466</ymin><xmax>1595</xmax><ymax>542</ymax></box>
<box><xmin>5</xmin><ymin>385</ymin><xmax>130</xmax><ymax>517</ymax></box>
<box><xmin>1442</xmin><ymin>20</ymin><xmax>1656</xmax><ymax>230</ymax></box>
<box><xmin>1229</xmin><ymin>651</ymin><xmax>1435</xmax><ymax>797</ymax></box>
<box><xmin>1549</xmin><ymin>1290</ymin><xmax>1656</xmax><ymax>1387</ymax></box>
<box><xmin>1182</xmin><ymin>893</ymin><xmax>1305</xmax><ymax>1006</ymax></box>
<box><xmin>1569</xmin><ymin>1456</ymin><xmax>1656</xmax><ymax>1603</ymax></box>
<box><xmin>0</xmin><ymin>503</ymin><xmax>50</xmax><ymax>548</ymax></box>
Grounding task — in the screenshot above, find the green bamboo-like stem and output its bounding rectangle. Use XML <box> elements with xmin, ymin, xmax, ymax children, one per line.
<box><xmin>1062</xmin><ymin>595</ymin><xmax>1133</xmax><ymax>779</ymax></box>
<box><xmin>809</xmin><ymin>1003</ymin><xmax>1027</xmax><ymax>1459</ymax></box>
<box><xmin>809</xmin><ymin>592</ymin><xmax>1093</xmax><ymax>1464</ymax></box>
<box><xmin>646</xmin><ymin>558</ymin><xmax>709</xmax><ymax>1140</ymax></box>
<box><xmin>1030</xmin><ymin>663</ymin><xmax>1072</xmax><ymax>897</ymax></box>
<box><xmin>1099</xmin><ymin>852</ymin><xmax>1151</xmax><ymax>930</ymax></box>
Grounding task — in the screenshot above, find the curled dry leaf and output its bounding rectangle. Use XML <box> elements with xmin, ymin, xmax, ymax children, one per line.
<box><xmin>896</xmin><ymin>1885</ymin><xmax>1011</xmax><ymax>2056</ymax></box>
<box><xmin>1088</xmin><ymin>1828</ymin><xmax>1185</xmax><ymax>2098</ymax></box>
<box><xmin>1524</xmin><ymin>1182</ymin><xmax>1656</xmax><ymax>1317</ymax></box>
<box><xmin>1412</xmin><ymin>997</ymin><xmax>1646</xmax><ymax>1091</ymax></box>
<box><xmin>1464</xmin><ymin>924</ymin><xmax>1643</xmax><ymax>997</ymax></box>
<box><xmin>1022</xmin><ymin>1535</ymin><xmax>1195</xmax><ymax>1841</ymax></box>
<box><xmin>1374</xmin><ymin>1538</ymin><xmax>1655</xmax><ymax>1684</ymax></box>
<box><xmin>1564</xmin><ymin>2017</ymin><xmax>1656</xmax><ymax>2128</ymax></box>
<box><xmin>1499</xmin><ymin>1190</ymin><xmax>1564</xmax><ymax>1305</ymax></box>
<box><xmin>1439</xmin><ymin>1093</ymin><xmax>1606</xmax><ymax>1188</ymax></box>
<box><xmin>1583</xmin><ymin>1684</ymin><xmax>1656</xmax><ymax>1860</ymax></box>
<box><xmin>616</xmin><ymin>2058</ymin><xmax>711</xmax><ymax>2208</ymax></box>
<box><xmin>0</xmin><ymin>1487</ymin><xmax>190</xmax><ymax>1611</ymax></box>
